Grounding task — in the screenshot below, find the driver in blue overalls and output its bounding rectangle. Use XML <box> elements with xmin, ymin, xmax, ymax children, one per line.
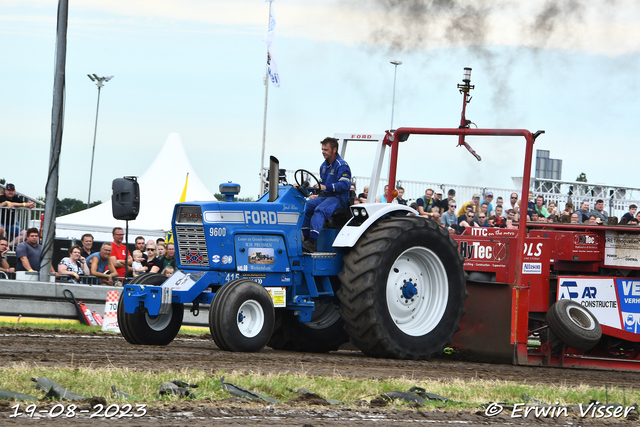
<box><xmin>302</xmin><ymin>137</ymin><xmax>352</xmax><ymax>253</ymax></box>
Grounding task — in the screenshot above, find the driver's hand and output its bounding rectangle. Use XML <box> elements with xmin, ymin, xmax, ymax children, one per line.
<box><xmin>309</xmin><ymin>194</ymin><xmax>318</xmax><ymax>199</ymax></box>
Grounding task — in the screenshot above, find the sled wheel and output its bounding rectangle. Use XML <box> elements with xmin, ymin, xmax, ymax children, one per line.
<box><xmin>118</xmin><ymin>273</ymin><xmax>184</xmax><ymax>346</ymax></box>
<box><xmin>338</xmin><ymin>216</ymin><xmax>467</xmax><ymax>360</ymax></box>
<box><xmin>209</xmin><ymin>279</ymin><xmax>275</xmax><ymax>352</ymax></box>
<box><xmin>268</xmin><ymin>300</ymin><xmax>349</xmax><ymax>353</ymax></box>
<box><xmin>547</xmin><ymin>299</ymin><xmax>602</xmax><ymax>351</ymax></box>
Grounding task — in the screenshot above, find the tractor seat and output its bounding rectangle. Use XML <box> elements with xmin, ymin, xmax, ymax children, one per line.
<box><xmin>324</xmin><ymin>196</ymin><xmax>355</xmax><ymax>229</ymax></box>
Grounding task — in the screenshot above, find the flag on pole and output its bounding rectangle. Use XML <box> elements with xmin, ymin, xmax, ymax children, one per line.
<box><xmin>168</xmin><ymin>173</ymin><xmax>189</xmax><ymax>244</ymax></box>
<box><xmin>264</xmin><ymin>0</ymin><xmax>280</xmax><ymax>87</ymax></box>
<box><xmin>179</xmin><ymin>173</ymin><xmax>189</xmax><ymax>203</ymax></box>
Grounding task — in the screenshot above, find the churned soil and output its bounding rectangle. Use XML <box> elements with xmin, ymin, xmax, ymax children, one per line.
<box><xmin>0</xmin><ymin>327</ymin><xmax>639</xmax><ymax>426</ymax></box>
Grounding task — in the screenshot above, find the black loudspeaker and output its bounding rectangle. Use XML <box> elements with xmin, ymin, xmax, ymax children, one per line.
<box><xmin>112</xmin><ymin>177</ymin><xmax>140</xmax><ymax>220</ymax></box>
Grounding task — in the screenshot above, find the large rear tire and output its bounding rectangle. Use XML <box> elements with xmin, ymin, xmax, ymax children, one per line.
<box><xmin>547</xmin><ymin>299</ymin><xmax>602</xmax><ymax>351</ymax></box>
<box><xmin>268</xmin><ymin>300</ymin><xmax>349</xmax><ymax>353</ymax></box>
<box><xmin>338</xmin><ymin>217</ymin><xmax>467</xmax><ymax>360</ymax></box>
<box><xmin>209</xmin><ymin>279</ymin><xmax>275</xmax><ymax>352</ymax></box>
<box><xmin>118</xmin><ymin>273</ymin><xmax>184</xmax><ymax>345</ymax></box>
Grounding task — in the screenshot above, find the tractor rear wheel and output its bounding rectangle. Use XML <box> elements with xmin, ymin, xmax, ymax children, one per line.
<box><xmin>547</xmin><ymin>299</ymin><xmax>602</xmax><ymax>351</ymax></box>
<box><xmin>209</xmin><ymin>279</ymin><xmax>275</xmax><ymax>352</ymax></box>
<box><xmin>118</xmin><ymin>273</ymin><xmax>184</xmax><ymax>345</ymax></box>
<box><xmin>338</xmin><ymin>216</ymin><xmax>467</xmax><ymax>360</ymax></box>
<box><xmin>268</xmin><ymin>300</ymin><xmax>349</xmax><ymax>353</ymax></box>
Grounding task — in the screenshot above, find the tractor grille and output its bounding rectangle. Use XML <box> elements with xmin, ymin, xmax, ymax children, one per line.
<box><xmin>176</xmin><ymin>225</ymin><xmax>210</xmax><ymax>267</ymax></box>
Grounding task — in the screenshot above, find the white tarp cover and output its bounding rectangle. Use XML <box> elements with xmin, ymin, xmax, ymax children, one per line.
<box><xmin>56</xmin><ymin>133</ymin><xmax>214</xmax><ymax>242</ymax></box>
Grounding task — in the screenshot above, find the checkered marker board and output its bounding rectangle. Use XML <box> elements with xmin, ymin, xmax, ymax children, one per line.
<box><xmin>101</xmin><ymin>290</ymin><xmax>121</xmax><ymax>333</ymax></box>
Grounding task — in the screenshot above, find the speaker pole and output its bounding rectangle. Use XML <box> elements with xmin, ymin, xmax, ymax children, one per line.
<box><xmin>124</xmin><ymin>220</ymin><xmax>129</xmax><ymax>280</ymax></box>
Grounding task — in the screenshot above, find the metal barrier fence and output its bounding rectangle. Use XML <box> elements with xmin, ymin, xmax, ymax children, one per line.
<box><xmin>0</xmin><ymin>279</ymin><xmax>208</xmax><ymax>327</ymax></box>
<box><xmin>1</xmin><ymin>206</ymin><xmax>46</xmax><ymax>251</ymax></box>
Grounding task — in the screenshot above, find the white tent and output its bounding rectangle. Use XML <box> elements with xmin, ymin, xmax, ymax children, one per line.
<box><xmin>56</xmin><ymin>133</ymin><xmax>214</xmax><ymax>242</ymax></box>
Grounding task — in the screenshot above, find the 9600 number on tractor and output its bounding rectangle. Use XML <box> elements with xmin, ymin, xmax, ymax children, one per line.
<box><xmin>120</xmin><ymin>68</ymin><xmax>640</xmax><ymax>370</ymax></box>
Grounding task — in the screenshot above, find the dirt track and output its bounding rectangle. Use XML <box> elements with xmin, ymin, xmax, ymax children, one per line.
<box><xmin>1</xmin><ymin>328</ymin><xmax>639</xmax><ymax>426</ymax></box>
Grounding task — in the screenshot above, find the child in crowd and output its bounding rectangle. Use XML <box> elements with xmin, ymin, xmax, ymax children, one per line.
<box><xmin>131</xmin><ymin>250</ymin><xmax>148</xmax><ymax>277</ymax></box>
<box><xmin>162</xmin><ymin>266</ymin><xmax>175</xmax><ymax>278</ymax></box>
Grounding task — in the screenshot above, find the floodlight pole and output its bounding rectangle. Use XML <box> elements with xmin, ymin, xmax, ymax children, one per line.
<box><xmin>87</xmin><ymin>75</ymin><xmax>112</xmax><ymax>207</ymax></box>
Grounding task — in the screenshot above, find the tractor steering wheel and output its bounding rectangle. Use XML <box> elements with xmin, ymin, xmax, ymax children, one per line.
<box><xmin>294</xmin><ymin>169</ymin><xmax>321</xmax><ymax>197</ymax></box>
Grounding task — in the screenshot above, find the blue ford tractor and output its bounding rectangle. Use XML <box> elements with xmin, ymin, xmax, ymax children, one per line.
<box><xmin>118</xmin><ymin>153</ymin><xmax>467</xmax><ymax>359</ymax></box>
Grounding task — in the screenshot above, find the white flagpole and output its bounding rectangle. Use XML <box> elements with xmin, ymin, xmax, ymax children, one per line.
<box><xmin>259</xmin><ymin>1</ymin><xmax>273</xmax><ymax>196</ymax></box>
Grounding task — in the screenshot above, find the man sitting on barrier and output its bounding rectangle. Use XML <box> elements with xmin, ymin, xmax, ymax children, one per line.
<box><xmin>16</xmin><ymin>228</ymin><xmax>42</xmax><ymax>272</ymax></box>
<box><xmin>302</xmin><ymin>137</ymin><xmax>351</xmax><ymax>253</ymax></box>
<box><xmin>0</xmin><ymin>237</ymin><xmax>15</xmax><ymax>276</ymax></box>
<box><xmin>87</xmin><ymin>243</ymin><xmax>118</xmax><ymax>286</ymax></box>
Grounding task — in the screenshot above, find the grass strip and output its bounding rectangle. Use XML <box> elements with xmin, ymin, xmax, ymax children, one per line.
<box><xmin>0</xmin><ymin>320</ymin><xmax>208</xmax><ymax>336</ymax></box>
<box><xmin>0</xmin><ymin>365</ymin><xmax>637</xmax><ymax>410</ymax></box>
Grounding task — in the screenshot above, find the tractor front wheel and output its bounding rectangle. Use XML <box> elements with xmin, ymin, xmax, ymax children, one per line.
<box><xmin>209</xmin><ymin>279</ymin><xmax>275</xmax><ymax>352</ymax></box>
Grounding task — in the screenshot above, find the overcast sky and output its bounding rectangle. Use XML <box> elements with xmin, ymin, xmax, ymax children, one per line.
<box><xmin>2</xmin><ymin>0</ymin><xmax>640</xmax><ymax>204</ymax></box>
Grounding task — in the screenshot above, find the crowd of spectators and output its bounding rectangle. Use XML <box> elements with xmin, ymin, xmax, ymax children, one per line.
<box><xmin>365</xmin><ymin>184</ymin><xmax>640</xmax><ymax>234</ymax></box>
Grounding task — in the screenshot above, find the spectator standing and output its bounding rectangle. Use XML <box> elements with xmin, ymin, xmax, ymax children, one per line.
<box><xmin>0</xmin><ymin>183</ymin><xmax>36</xmax><ymax>246</ymax></box>
<box><xmin>457</xmin><ymin>193</ymin><xmax>481</xmax><ymax>217</ymax></box>
<box><xmin>157</xmin><ymin>243</ymin><xmax>166</xmax><ymax>258</ymax></box>
<box><xmin>506</xmin><ymin>193</ymin><xmax>520</xmax><ymax>220</ymax></box>
<box><xmin>80</xmin><ymin>233</ymin><xmax>94</xmax><ymax>259</ymax></box>
<box><xmin>483</xmin><ymin>192</ymin><xmax>495</xmax><ymax>215</ymax></box>
<box><xmin>576</xmin><ymin>201</ymin><xmax>592</xmax><ymax>223</ymax></box>
<box><xmin>357</xmin><ymin>186</ymin><xmax>369</xmax><ymax>204</ymax></box>
<box><xmin>151</xmin><ymin>243</ymin><xmax>177</xmax><ymax>273</ymax></box>
<box><xmin>622</xmin><ymin>205</ymin><xmax>637</xmax><ymax>223</ymax></box>
<box><xmin>446</xmin><ymin>189</ymin><xmax>456</xmax><ymax>205</ymax></box>
<box><xmin>134</xmin><ymin>236</ymin><xmax>148</xmax><ymax>264</ymax></box>
<box><xmin>592</xmin><ymin>199</ymin><xmax>609</xmax><ymax>223</ymax></box>
<box><xmin>562</xmin><ymin>202</ymin><xmax>574</xmax><ymax>217</ymax></box>
<box><xmin>533</xmin><ymin>196</ymin><xmax>548</xmax><ymax>219</ymax></box>
<box><xmin>395</xmin><ymin>186</ymin><xmax>408</xmax><ymax>205</ymax></box>
<box><xmin>375</xmin><ymin>185</ymin><xmax>389</xmax><ymax>203</ymax></box>
<box><xmin>417</xmin><ymin>189</ymin><xmax>438</xmax><ymax>220</ymax></box>
<box><xmin>433</xmin><ymin>189</ymin><xmax>446</xmax><ymax>214</ymax></box>
<box><xmin>496</xmin><ymin>196</ymin><xmax>504</xmax><ymax>209</ymax></box>
<box><xmin>87</xmin><ymin>243</ymin><xmax>118</xmax><ymax>286</ymax></box>
<box><xmin>58</xmin><ymin>245</ymin><xmax>89</xmax><ymax>283</ymax></box>
<box><xmin>0</xmin><ymin>237</ymin><xmax>15</xmax><ymax>275</ymax></box>
<box><xmin>475</xmin><ymin>202</ymin><xmax>489</xmax><ymax>222</ymax></box>
<box><xmin>145</xmin><ymin>242</ymin><xmax>161</xmax><ymax>272</ymax></box>
<box><xmin>458</xmin><ymin>210</ymin><xmax>478</xmax><ymax>231</ymax></box>
<box><xmin>16</xmin><ymin>227</ymin><xmax>42</xmax><ymax>272</ymax></box>
<box><xmin>440</xmin><ymin>200</ymin><xmax>458</xmax><ymax>231</ymax></box>
<box><xmin>110</xmin><ymin>227</ymin><xmax>131</xmax><ymax>278</ymax></box>
<box><xmin>477</xmin><ymin>213</ymin><xmax>490</xmax><ymax>227</ymax></box>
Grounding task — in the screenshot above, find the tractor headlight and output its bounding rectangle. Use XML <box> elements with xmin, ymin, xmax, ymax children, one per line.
<box><xmin>353</xmin><ymin>209</ymin><xmax>359</xmax><ymax>216</ymax></box>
